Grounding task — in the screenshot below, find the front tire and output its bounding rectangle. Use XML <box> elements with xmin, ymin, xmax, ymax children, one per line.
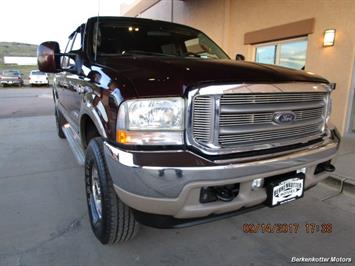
<box><xmin>85</xmin><ymin>137</ymin><xmax>139</xmax><ymax>245</ymax></box>
<box><xmin>55</xmin><ymin>106</ymin><xmax>66</xmax><ymax>139</ymax></box>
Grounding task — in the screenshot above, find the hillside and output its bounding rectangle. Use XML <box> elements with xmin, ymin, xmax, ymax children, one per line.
<box><xmin>0</xmin><ymin>42</ymin><xmax>37</xmax><ymax>64</ymax></box>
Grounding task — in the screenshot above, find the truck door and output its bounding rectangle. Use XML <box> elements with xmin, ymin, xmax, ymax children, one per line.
<box><xmin>59</xmin><ymin>26</ymin><xmax>85</xmax><ymax>132</ymax></box>
<box><xmin>55</xmin><ymin>37</ymin><xmax>73</xmax><ymax>117</ymax></box>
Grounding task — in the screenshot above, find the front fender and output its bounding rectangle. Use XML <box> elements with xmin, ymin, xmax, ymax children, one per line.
<box><xmin>79</xmin><ymin>92</ymin><xmax>108</xmax><ymax>139</ymax></box>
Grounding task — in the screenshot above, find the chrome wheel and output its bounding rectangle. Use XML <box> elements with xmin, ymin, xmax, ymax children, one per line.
<box><xmin>91</xmin><ymin>165</ymin><xmax>102</xmax><ymax>219</ymax></box>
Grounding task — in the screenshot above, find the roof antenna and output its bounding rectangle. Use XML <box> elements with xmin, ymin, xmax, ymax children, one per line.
<box><xmin>94</xmin><ymin>0</ymin><xmax>100</xmax><ymax>61</ymax></box>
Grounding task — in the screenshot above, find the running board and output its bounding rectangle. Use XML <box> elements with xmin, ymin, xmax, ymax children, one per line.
<box><xmin>62</xmin><ymin>124</ymin><xmax>85</xmax><ymax>166</ymax></box>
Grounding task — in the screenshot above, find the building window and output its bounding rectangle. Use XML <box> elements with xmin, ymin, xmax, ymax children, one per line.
<box><xmin>255</xmin><ymin>38</ymin><xmax>308</xmax><ymax>70</ymax></box>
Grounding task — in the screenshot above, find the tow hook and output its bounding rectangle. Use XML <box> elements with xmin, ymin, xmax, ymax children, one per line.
<box><xmin>200</xmin><ymin>184</ymin><xmax>239</xmax><ymax>203</ymax></box>
<box><xmin>315</xmin><ymin>161</ymin><xmax>336</xmax><ymax>174</ymax></box>
<box><xmin>215</xmin><ymin>187</ymin><xmax>235</xmax><ymax>202</ymax></box>
<box><xmin>323</xmin><ymin>162</ymin><xmax>336</xmax><ymax>172</ymax></box>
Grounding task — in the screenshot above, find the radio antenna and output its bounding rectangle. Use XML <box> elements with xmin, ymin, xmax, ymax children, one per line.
<box><xmin>94</xmin><ymin>0</ymin><xmax>100</xmax><ymax>61</ymax></box>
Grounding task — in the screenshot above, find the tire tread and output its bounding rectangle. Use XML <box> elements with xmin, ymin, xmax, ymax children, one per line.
<box><xmin>55</xmin><ymin>107</ymin><xmax>66</xmax><ymax>139</ymax></box>
<box><xmin>85</xmin><ymin>137</ymin><xmax>139</xmax><ymax>245</ymax></box>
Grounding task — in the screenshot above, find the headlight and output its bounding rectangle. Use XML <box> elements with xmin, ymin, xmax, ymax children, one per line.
<box><xmin>116</xmin><ymin>97</ymin><xmax>185</xmax><ymax>145</ymax></box>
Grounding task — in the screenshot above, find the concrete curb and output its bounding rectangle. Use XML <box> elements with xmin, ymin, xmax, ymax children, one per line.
<box><xmin>322</xmin><ymin>174</ymin><xmax>355</xmax><ymax>196</ymax></box>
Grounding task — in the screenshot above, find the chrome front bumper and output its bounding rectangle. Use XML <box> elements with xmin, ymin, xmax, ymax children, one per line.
<box><xmin>104</xmin><ymin>132</ymin><xmax>339</xmax><ymax>219</ymax></box>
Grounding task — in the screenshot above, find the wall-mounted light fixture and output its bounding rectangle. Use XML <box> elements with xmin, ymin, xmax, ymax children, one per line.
<box><xmin>323</xmin><ymin>29</ymin><xmax>336</xmax><ymax>47</ymax></box>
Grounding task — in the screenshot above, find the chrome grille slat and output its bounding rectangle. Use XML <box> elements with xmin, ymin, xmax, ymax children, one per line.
<box><xmin>220</xmin><ymin>119</ymin><xmax>323</xmax><ymax>134</ymax></box>
<box><xmin>220</xmin><ymin>93</ymin><xmax>325</xmax><ymax>104</ymax></box>
<box><xmin>220</xmin><ymin>101</ymin><xmax>325</xmax><ymax>113</ymax></box>
<box><xmin>191</xmin><ymin>90</ymin><xmax>327</xmax><ymax>152</ymax></box>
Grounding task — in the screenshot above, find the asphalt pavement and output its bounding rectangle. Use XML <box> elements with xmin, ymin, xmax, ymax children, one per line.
<box><xmin>328</xmin><ymin>136</ymin><xmax>355</xmax><ymax>195</ymax></box>
<box><xmin>0</xmin><ymin>87</ymin><xmax>54</xmax><ymax>118</ymax></box>
<box><xmin>0</xmin><ymin>88</ymin><xmax>354</xmax><ymax>266</ymax></box>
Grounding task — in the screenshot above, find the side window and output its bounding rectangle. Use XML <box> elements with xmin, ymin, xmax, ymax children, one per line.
<box><xmin>255</xmin><ymin>45</ymin><xmax>276</xmax><ymax>64</ymax></box>
<box><xmin>71</xmin><ymin>31</ymin><xmax>82</xmax><ymax>51</ymax></box>
<box><xmin>61</xmin><ymin>28</ymin><xmax>83</xmax><ymax>69</ymax></box>
<box><xmin>255</xmin><ymin>38</ymin><xmax>308</xmax><ymax>70</ymax></box>
<box><xmin>62</xmin><ymin>36</ymin><xmax>75</xmax><ymax>69</ymax></box>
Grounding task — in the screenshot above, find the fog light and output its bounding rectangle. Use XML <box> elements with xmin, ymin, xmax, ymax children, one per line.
<box><xmin>251</xmin><ymin>178</ymin><xmax>264</xmax><ymax>190</ymax></box>
<box><xmin>296</xmin><ymin>167</ymin><xmax>306</xmax><ymax>174</ymax></box>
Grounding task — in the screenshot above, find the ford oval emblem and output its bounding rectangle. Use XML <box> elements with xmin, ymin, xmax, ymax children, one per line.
<box><xmin>273</xmin><ymin>111</ymin><xmax>296</xmax><ymax>124</ymax></box>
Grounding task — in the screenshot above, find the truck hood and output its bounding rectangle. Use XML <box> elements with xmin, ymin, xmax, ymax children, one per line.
<box><xmin>99</xmin><ymin>56</ymin><xmax>328</xmax><ymax>97</ymax></box>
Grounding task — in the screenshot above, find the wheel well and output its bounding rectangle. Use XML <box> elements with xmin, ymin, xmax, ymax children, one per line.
<box><xmin>81</xmin><ymin>115</ymin><xmax>100</xmax><ymax>149</ymax></box>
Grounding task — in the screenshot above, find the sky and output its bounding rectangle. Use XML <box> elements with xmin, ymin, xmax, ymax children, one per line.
<box><xmin>0</xmin><ymin>0</ymin><xmax>122</xmax><ymax>48</ymax></box>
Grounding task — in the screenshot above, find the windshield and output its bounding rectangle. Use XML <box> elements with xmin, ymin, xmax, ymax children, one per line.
<box><xmin>93</xmin><ymin>20</ymin><xmax>229</xmax><ymax>60</ymax></box>
<box><xmin>31</xmin><ymin>71</ymin><xmax>46</xmax><ymax>76</ymax></box>
<box><xmin>2</xmin><ymin>70</ymin><xmax>20</xmax><ymax>77</ymax></box>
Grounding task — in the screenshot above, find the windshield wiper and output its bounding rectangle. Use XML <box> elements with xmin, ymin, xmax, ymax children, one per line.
<box><xmin>121</xmin><ymin>50</ymin><xmax>171</xmax><ymax>57</ymax></box>
<box><xmin>183</xmin><ymin>52</ymin><xmax>201</xmax><ymax>58</ymax></box>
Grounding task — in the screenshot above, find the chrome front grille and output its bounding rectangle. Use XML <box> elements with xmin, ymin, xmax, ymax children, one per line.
<box><xmin>191</xmin><ymin>89</ymin><xmax>328</xmax><ymax>154</ymax></box>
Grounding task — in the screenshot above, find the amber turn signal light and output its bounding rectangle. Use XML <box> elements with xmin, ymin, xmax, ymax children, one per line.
<box><xmin>116</xmin><ymin>130</ymin><xmax>128</xmax><ymax>144</ymax></box>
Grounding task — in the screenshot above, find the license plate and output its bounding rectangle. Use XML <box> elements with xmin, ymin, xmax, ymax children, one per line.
<box><xmin>266</xmin><ymin>173</ymin><xmax>305</xmax><ymax>207</ymax></box>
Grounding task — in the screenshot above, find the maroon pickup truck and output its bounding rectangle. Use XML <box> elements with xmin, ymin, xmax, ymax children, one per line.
<box><xmin>37</xmin><ymin>16</ymin><xmax>339</xmax><ymax>245</ymax></box>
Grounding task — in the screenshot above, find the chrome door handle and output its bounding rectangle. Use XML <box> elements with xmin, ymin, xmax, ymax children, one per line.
<box><xmin>75</xmin><ymin>85</ymin><xmax>91</xmax><ymax>94</ymax></box>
